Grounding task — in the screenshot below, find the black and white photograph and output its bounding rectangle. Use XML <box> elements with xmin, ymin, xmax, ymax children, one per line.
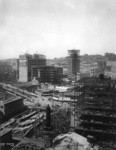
<box><xmin>0</xmin><ymin>0</ymin><xmax>116</xmax><ymax>149</ymax></box>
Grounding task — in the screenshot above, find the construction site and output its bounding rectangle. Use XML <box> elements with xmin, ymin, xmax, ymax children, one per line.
<box><xmin>0</xmin><ymin>50</ymin><xmax>116</xmax><ymax>150</ymax></box>
<box><xmin>74</xmin><ymin>74</ymin><xmax>116</xmax><ymax>149</ymax></box>
<box><xmin>0</xmin><ymin>73</ymin><xmax>116</xmax><ymax>150</ymax></box>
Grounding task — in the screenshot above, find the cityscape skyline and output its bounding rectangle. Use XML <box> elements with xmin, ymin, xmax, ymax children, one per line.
<box><xmin>1</xmin><ymin>0</ymin><xmax>116</xmax><ymax>59</ymax></box>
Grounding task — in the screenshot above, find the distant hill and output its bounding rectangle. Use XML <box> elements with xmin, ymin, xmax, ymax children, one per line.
<box><xmin>81</xmin><ymin>54</ymin><xmax>105</xmax><ymax>63</ymax></box>
<box><xmin>47</xmin><ymin>54</ymin><xmax>105</xmax><ymax>67</ymax></box>
<box><xmin>47</xmin><ymin>57</ymin><xmax>67</xmax><ymax>67</ymax></box>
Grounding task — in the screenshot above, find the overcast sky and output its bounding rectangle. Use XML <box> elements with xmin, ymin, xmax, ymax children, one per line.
<box><xmin>0</xmin><ymin>0</ymin><xmax>116</xmax><ymax>59</ymax></box>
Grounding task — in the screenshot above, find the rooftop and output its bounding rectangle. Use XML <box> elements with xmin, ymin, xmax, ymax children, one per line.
<box><xmin>0</xmin><ymin>128</ymin><xmax>12</xmax><ymax>137</ymax></box>
<box><xmin>77</xmin><ymin>76</ymin><xmax>116</xmax><ymax>84</ymax></box>
<box><xmin>19</xmin><ymin>53</ymin><xmax>46</xmax><ymax>60</ymax></box>
<box><xmin>0</xmin><ymin>86</ymin><xmax>15</xmax><ymax>101</ymax></box>
<box><xmin>68</xmin><ymin>49</ymin><xmax>80</xmax><ymax>54</ymax></box>
<box><xmin>2</xmin><ymin>96</ymin><xmax>23</xmax><ymax>104</ymax></box>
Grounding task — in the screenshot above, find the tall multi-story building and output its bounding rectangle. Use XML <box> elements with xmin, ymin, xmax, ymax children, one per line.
<box><xmin>37</xmin><ymin>66</ymin><xmax>63</xmax><ymax>85</ymax></box>
<box><xmin>67</xmin><ymin>49</ymin><xmax>80</xmax><ymax>80</ymax></box>
<box><xmin>97</xmin><ymin>59</ymin><xmax>106</xmax><ymax>75</ymax></box>
<box><xmin>19</xmin><ymin>53</ymin><xmax>46</xmax><ymax>82</ymax></box>
<box><xmin>75</xmin><ymin>76</ymin><xmax>116</xmax><ymax>148</ymax></box>
<box><xmin>0</xmin><ymin>61</ymin><xmax>16</xmax><ymax>83</ymax></box>
<box><xmin>12</xmin><ymin>59</ymin><xmax>19</xmax><ymax>81</ymax></box>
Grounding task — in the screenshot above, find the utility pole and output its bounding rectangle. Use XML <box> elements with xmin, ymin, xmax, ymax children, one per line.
<box><xmin>74</xmin><ymin>75</ymin><xmax>76</xmax><ymax>130</ymax></box>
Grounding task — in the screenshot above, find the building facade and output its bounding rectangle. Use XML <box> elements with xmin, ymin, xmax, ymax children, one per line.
<box><xmin>90</xmin><ymin>67</ymin><xmax>98</xmax><ymax>77</ymax></box>
<box><xmin>12</xmin><ymin>59</ymin><xmax>19</xmax><ymax>81</ymax></box>
<box><xmin>105</xmin><ymin>60</ymin><xmax>116</xmax><ymax>79</ymax></box>
<box><xmin>0</xmin><ymin>61</ymin><xmax>13</xmax><ymax>83</ymax></box>
<box><xmin>75</xmin><ymin>76</ymin><xmax>116</xmax><ymax>148</ymax></box>
<box><xmin>37</xmin><ymin>66</ymin><xmax>63</xmax><ymax>85</ymax></box>
<box><xmin>19</xmin><ymin>53</ymin><xmax>46</xmax><ymax>82</ymax></box>
<box><xmin>0</xmin><ymin>87</ymin><xmax>25</xmax><ymax>122</ymax></box>
<box><xmin>67</xmin><ymin>50</ymin><xmax>80</xmax><ymax>80</ymax></box>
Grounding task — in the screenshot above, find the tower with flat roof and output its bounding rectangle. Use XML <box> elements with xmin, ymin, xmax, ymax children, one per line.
<box><xmin>67</xmin><ymin>49</ymin><xmax>80</xmax><ymax>80</ymax></box>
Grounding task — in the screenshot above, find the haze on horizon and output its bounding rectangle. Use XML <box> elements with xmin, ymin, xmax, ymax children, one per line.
<box><xmin>0</xmin><ymin>0</ymin><xmax>116</xmax><ymax>59</ymax></box>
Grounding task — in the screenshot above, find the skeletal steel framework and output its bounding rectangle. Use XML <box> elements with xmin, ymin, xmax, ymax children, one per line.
<box><xmin>74</xmin><ymin>76</ymin><xmax>116</xmax><ymax>149</ymax></box>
